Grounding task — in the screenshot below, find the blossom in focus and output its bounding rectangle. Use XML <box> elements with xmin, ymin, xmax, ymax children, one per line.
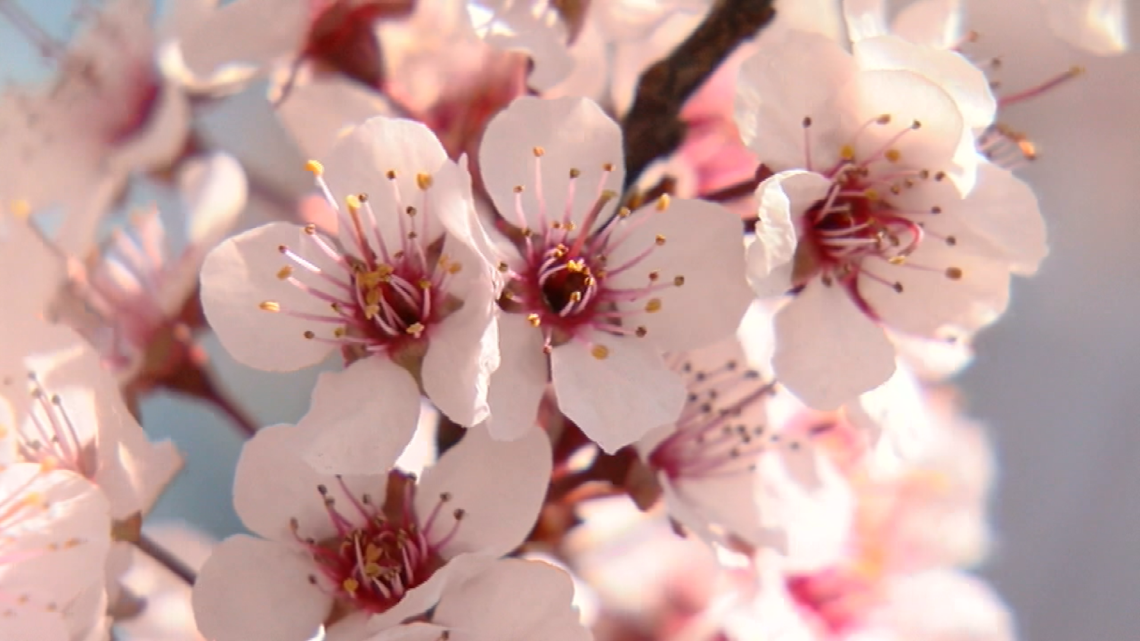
<box><xmin>200</xmin><ymin>115</ymin><xmax>500</xmax><ymax>446</ymax></box>
<box><xmin>191</xmin><ymin>401</ymin><xmax>563</xmax><ymax>641</ymax></box>
<box><xmin>0</xmin><ymin>0</ymin><xmax>196</xmax><ymax>255</ymax></box>
<box><xmin>477</xmin><ymin>96</ymin><xmax>753</xmax><ymax>451</ymax></box>
<box><xmin>0</xmin><ymin>464</ymin><xmax>113</xmax><ymax>641</ymax></box>
<box><xmin>735</xmin><ymin>30</ymin><xmax>1045</xmax><ymax>408</ymax></box>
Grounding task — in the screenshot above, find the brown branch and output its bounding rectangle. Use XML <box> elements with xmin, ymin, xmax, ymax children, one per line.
<box><xmin>620</xmin><ymin>0</ymin><xmax>777</xmax><ymax>190</ymax></box>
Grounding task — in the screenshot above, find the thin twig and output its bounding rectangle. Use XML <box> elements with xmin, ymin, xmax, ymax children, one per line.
<box><xmin>134</xmin><ymin>532</ymin><xmax>197</xmax><ymax>586</ymax></box>
<box><xmin>620</xmin><ymin>0</ymin><xmax>777</xmax><ymax>190</ymax></box>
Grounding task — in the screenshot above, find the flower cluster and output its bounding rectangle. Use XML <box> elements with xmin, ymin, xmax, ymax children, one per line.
<box><xmin>0</xmin><ymin>0</ymin><xmax>1128</xmax><ymax>639</ymax></box>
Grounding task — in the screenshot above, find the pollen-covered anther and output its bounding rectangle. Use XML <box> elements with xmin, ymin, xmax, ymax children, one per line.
<box><xmin>645</xmin><ymin>298</ymin><xmax>662</xmax><ymax>313</ymax></box>
<box><xmin>527</xmin><ymin>313</ymin><xmax>542</xmax><ymax>327</ymax></box>
<box><xmin>406</xmin><ymin>323</ymin><xmax>425</xmax><ymax>337</ymax></box>
<box><xmin>673</xmin><ymin>275</ymin><xmax>685</xmax><ymax>286</ymax></box>
<box><xmin>304</xmin><ymin>160</ymin><xmax>324</xmax><ymax>176</ymax></box>
<box><xmin>569</xmin><ymin>168</ymin><xmax>581</xmax><ymax>178</ymax></box>
<box><xmin>591</xmin><ymin>344</ymin><xmax>609</xmax><ymax>359</ymax></box>
<box><xmin>945</xmin><ymin>267</ymin><xmax>963</xmax><ymax>280</ymax></box>
<box><xmin>259</xmin><ymin>301</ymin><xmax>281</xmax><ymax>312</ymax></box>
<box><xmin>884</xmin><ymin>149</ymin><xmax>901</xmax><ymax>162</ymax></box>
<box><xmin>386</xmin><ymin>170</ymin><xmax>397</xmax><ymax>179</ymax></box>
<box><xmin>654</xmin><ymin>234</ymin><xmax>666</xmax><ymax>246</ymax></box>
<box><xmin>656</xmin><ymin>194</ymin><xmax>671</xmax><ymax>211</ymax></box>
<box><xmin>276</xmin><ymin>266</ymin><xmax>293</xmax><ymax>280</ymax></box>
<box><xmin>416</xmin><ymin>173</ymin><xmax>433</xmax><ymax>190</ymax></box>
<box><xmin>532</xmin><ymin>146</ymin><xmax>545</xmax><ymax>157</ymax></box>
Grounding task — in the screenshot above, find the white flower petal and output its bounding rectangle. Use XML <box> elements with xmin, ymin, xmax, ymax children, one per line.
<box><xmin>199</xmin><ymin>221</ymin><xmax>337</xmax><ymax>371</ymax></box>
<box><xmin>178</xmin><ymin>0</ymin><xmax>309</xmax><ymax>78</ymax></box>
<box><xmin>192</xmin><ymin>535</ymin><xmax>331</xmax><ymax>641</ymax></box>
<box><xmin>479</xmin><ymin>96</ymin><xmax>624</xmax><ymax>234</ymax></box>
<box><xmin>434</xmin><ymin>559</ymin><xmax>589</xmax><ymax>641</ymax></box>
<box><xmin>276</xmin><ymin>75</ymin><xmax>396</xmax><ymax>160</ymax></box>
<box><xmin>415</xmin><ymin>425</ymin><xmax>551</xmax><ymax>558</ymax></box>
<box><xmin>321</xmin><ymin>116</ymin><xmax>451</xmax><ymax>251</ymax></box>
<box><xmin>735</xmin><ymin>30</ymin><xmax>857</xmax><ymax>168</ymax></box>
<box><xmin>747</xmin><ymin>170</ymin><xmax>830</xmax><ymax>297</ymax></box>
<box><xmin>853</xmin><ymin>36</ymin><xmax>995</xmax><ymax>131</ymax></box>
<box><xmin>303</xmin><ymin>358</ymin><xmax>421</xmax><ymax>475</ymax></box>
<box><xmin>420</xmin><ymin>239</ymin><xmax>499</xmax><ymax>427</ymax></box>
<box><xmin>872</xmin><ymin>570</ymin><xmax>1014</xmax><ymax>641</ymax></box>
<box><xmin>838</xmin><ymin>69</ymin><xmax>965</xmax><ymax>179</ymax></box>
<box><xmin>1042</xmin><ymin>0</ymin><xmax>1128</xmax><ymax>56</ymax></box>
<box><xmin>842</xmin><ymin>0</ymin><xmax>890</xmax><ymax>43</ymax></box>
<box><xmin>941</xmin><ymin>163</ymin><xmax>1047</xmax><ymax>275</ymax></box>
<box><xmin>0</xmin><ymin>466</ymin><xmax>111</xmax><ymax>604</ymax></box>
<box><xmin>180</xmin><ymin>151</ymin><xmax>249</xmax><ymax>249</ymax></box>
<box><xmin>109</xmin><ymin>79</ymin><xmax>191</xmax><ymax>176</ymax></box>
<box><xmin>772</xmin><ymin>280</ymin><xmax>896</xmax><ymax>409</ymax></box>
<box><xmin>234</xmin><ymin>423</ymin><xmax>385</xmax><ymax>542</ymax></box>
<box><xmin>607</xmin><ymin>198</ymin><xmax>752</xmax><ymax>352</ymax></box>
<box><xmin>485</xmin><ymin>314</ymin><xmax>548</xmax><ymax>441</ymax></box>
<box><xmin>0</xmin><ymin>606</ymin><xmax>68</xmax><ymax>641</ymax></box>
<box><xmin>551</xmin><ymin>337</ymin><xmax>686</xmax><ymax>452</ymax></box>
<box><xmin>860</xmin><ymin>239</ymin><xmax>1012</xmax><ymax>336</ymax></box>
<box><xmin>892</xmin><ymin>0</ymin><xmax>964</xmax><ymax>48</ymax></box>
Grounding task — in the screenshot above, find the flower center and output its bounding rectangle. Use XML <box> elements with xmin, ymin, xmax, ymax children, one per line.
<box><xmin>648</xmin><ymin>358</ymin><xmax>784</xmax><ymax>480</ymax></box>
<box><xmin>262</xmin><ymin>163</ymin><xmax>463</xmax><ymax>357</ymax></box>
<box><xmin>296</xmin><ymin>473</ymin><xmax>461</xmax><ymax>615</ymax></box>
<box><xmin>790</xmin><ymin>116</ymin><xmax>964</xmax><ymax>305</ymax></box>
<box><xmin>497</xmin><ymin>148</ymin><xmax>685</xmax><ymax>354</ymax></box>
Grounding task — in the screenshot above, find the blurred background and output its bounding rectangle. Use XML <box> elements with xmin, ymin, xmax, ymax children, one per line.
<box><xmin>2</xmin><ymin>1</ymin><xmax>1137</xmax><ymax>640</ymax></box>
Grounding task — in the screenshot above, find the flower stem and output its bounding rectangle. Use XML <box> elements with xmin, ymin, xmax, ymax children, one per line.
<box><xmin>134</xmin><ymin>532</ymin><xmax>197</xmax><ymax>586</ymax></box>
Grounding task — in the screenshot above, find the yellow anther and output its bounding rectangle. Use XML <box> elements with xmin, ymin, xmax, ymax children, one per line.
<box><xmin>346</xmin><ymin>194</ymin><xmax>362</xmax><ymax>210</ymax></box>
<box><xmin>645</xmin><ymin>298</ymin><xmax>662</xmax><ymax>313</ymax></box>
<box><xmin>591</xmin><ymin>344</ymin><xmax>609</xmax><ymax>360</ymax></box>
<box><xmin>406</xmin><ymin>323</ymin><xmax>426</xmax><ymax>337</ymax></box>
<box><xmin>532</xmin><ymin>146</ymin><xmax>545</xmax><ymax>157</ymax></box>
<box><xmin>276</xmin><ymin>266</ymin><xmax>293</xmax><ymax>280</ymax></box>
<box><xmin>304</xmin><ymin>160</ymin><xmax>324</xmax><ymax>176</ymax></box>
<box><xmin>416</xmin><ymin>173</ymin><xmax>433</xmax><ymax>190</ymax></box>
<box><xmin>840</xmin><ymin>145</ymin><xmax>856</xmax><ymax>160</ymax></box>
<box><xmin>259</xmin><ymin>301</ymin><xmax>281</xmax><ymax>312</ymax></box>
<box><xmin>654</xmin><ymin>234</ymin><xmax>666</xmax><ymax>246</ymax></box>
<box><xmin>527</xmin><ymin>313</ymin><xmax>542</xmax><ymax>327</ymax></box>
<box><xmin>386</xmin><ymin>169</ymin><xmax>397</xmax><ymax>179</ymax></box>
<box><xmin>343</xmin><ymin>578</ymin><xmax>359</xmax><ymax>594</ymax></box>
<box><xmin>885</xmin><ymin>149</ymin><xmax>901</xmax><ymax>163</ymax></box>
<box><xmin>655</xmin><ymin>194</ymin><xmax>671</xmax><ymax>211</ymax></box>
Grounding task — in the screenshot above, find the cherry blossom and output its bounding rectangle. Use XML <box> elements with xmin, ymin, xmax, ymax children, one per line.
<box><xmin>275</xmin><ymin>0</ymin><xmax>530</xmax><ymax>162</ymax></box>
<box><xmin>0</xmin><ymin>327</ymin><xmax>181</xmax><ymax>524</ymax></box>
<box><xmin>0</xmin><ymin>0</ymin><xmax>197</xmax><ymax>255</ymax></box>
<box><xmin>191</xmin><ymin>406</ymin><xmax>556</xmax><ymax>641</ymax></box>
<box><xmin>633</xmin><ymin>330</ymin><xmax>834</xmax><ymax>552</ymax></box>
<box><xmin>478</xmin><ymin>96</ymin><xmax>752</xmax><ymax>451</ymax></box>
<box><xmin>176</xmin><ymin>0</ymin><xmax>417</xmax><ymax>98</ymax></box>
<box><xmin>0</xmin><ymin>463</ymin><xmax>113</xmax><ymax>641</ymax></box>
<box><xmin>200</xmin><ymin>115</ymin><xmax>500</xmax><ymax>438</ymax></box>
<box><xmin>49</xmin><ymin>152</ymin><xmax>247</xmax><ymax>389</ymax></box>
<box><xmin>735</xmin><ymin>30</ymin><xmax>1045</xmax><ymax>408</ymax></box>
<box><xmin>730</xmin><ymin>402</ymin><xmax>1005</xmax><ymax>641</ymax></box>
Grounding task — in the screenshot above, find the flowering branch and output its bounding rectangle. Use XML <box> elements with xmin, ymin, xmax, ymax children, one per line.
<box><xmin>621</xmin><ymin>0</ymin><xmax>777</xmax><ymax>189</ymax></box>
